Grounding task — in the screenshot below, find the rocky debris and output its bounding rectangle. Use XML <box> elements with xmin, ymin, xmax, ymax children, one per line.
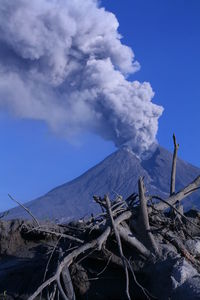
<box><xmin>185</xmin><ymin>239</ymin><xmax>200</xmax><ymax>256</ymax></box>
<box><xmin>1</xmin><ymin>187</ymin><xmax>200</xmax><ymax>300</ymax></box>
<box><xmin>0</xmin><ymin>219</ymin><xmax>26</xmax><ymax>256</ymax></box>
<box><xmin>171</xmin><ymin>258</ymin><xmax>198</xmax><ymax>288</ymax></box>
<box><xmin>172</xmin><ymin>275</ymin><xmax>200</xmax><ymax>300</ymax></box>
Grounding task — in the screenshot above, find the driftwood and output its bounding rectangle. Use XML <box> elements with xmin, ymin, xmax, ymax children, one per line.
<box><xmin>117</xmin><ymin>224</ymin><xmax>150</xmax><ymax>258</ymax></box>
<box><xmin>105</xmin><ymin>195</ymin><xmax>131</xmax><ymax>300</ymax></box>
<box><xmin>27</xmin><ymin>171</ymin><xmax>200</xmax><ymax>300</ymax></box>
<box><xmin>155</xmin><ymin>175</ymin><xmax>200</xmax><ymax>211</ymax></box>
<box><xmin>27</xmin><ymin>226</ymin><xmax>84</xmax><ymax>244</ymax></box>
<box><xmin>4</xmin><ymin>135</ymin><xmax>200</xmax><ymax>300</ymax></box>
<box><xmin>138</xmin><ymin>178</ymin><xmax>159</xmax><ymax>255</ymax></box>
<box><xmin>28</xmin><ymin>211</ymin><xmax>132</xmax><ymax>300</ymax></box>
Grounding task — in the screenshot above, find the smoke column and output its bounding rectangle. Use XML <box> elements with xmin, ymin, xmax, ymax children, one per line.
<box><xmin>0</xmin><ymin>0</ymin><xmax>163</xmax><ymax>155</ymax></box>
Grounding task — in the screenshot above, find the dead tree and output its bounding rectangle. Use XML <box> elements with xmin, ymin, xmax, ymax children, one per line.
<box><xmin>155</xmin><ymin>175</ymin><xmax>200</xmax><ymax>211</ymax></box>
<box><xmin>170</xmin><ymin>133</ymin><xmax>179</xmax><ymax>196</ymax></box>
<box><xmin>138</xmin><ymin>177</ymin><xmax>159</xmax><ymax>256</ymax></box>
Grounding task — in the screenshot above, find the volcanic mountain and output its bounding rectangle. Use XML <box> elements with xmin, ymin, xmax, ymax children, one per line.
<box><xmin>4</xmin><ymin>146</ymin><xmax>200</xmax><ymax>221</ymax></box>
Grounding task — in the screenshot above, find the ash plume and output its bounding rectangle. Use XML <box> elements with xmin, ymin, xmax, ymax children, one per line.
<box><xmin>0</xmin><ymin>0</ymin><xmax>163</xmax><ymax>155</ymax></box>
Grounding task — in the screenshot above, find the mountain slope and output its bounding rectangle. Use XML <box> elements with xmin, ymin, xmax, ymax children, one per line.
<box><xmin>4</xmin><ymin>146</ymin><xmax>200</xmax><ymax>221</ymax></box>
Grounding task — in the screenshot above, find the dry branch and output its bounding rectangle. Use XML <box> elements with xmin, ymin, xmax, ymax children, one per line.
<box><xmin>151</xmin><ymin>195</ymin><xmax>200</xmax><ymax>230</ymax></box>
<box><xmin>138</xmin><ymin>178</ymin><xmax>159</xmax><ymax>255</ymax></box>
<box><xmin>101</xmin><ymin>248</ymin><xmax>124</xmax><ymax>268</ymax></box>
<box><xmin>30</xmin><ymin>226</ymin><xmax>84</xmax><ymax>244</ymax></box>
<box><xmin>117</xmin><ymin>224</ymin><xmax>150</xmax><ymax>258</ymax></box>
<box><xmin>61</xmin><ymin>266</ymin><xmax>76</xmax><ymax>300</ymax></box>
<box><xmin>161</xmin><ymin>231</ymin><xmax>199</xmax><ymax>266</ymax></box>
<box><xmin>8</xmin><ymin>193</ymin><xmax>40</xmax><ymax>226</ymax></box>
<box><xmin>105</xmin><ymin>195</ymin><xmax>131</xmax><ymax>300</ymax></box>
<box><xmin>5</xmin><ymin>134</ymin><xmax>200</xmax><ymax>300</ymax></box>
<box><xmin>170</xmin><ymin>133</ymin><xmax>179</xmax><ymax>195</ymax></box>
<box><xmin>28</xmin><ymin>210</ymin><xmax>132</xmax><ymax>300</ymax></box>
<box><xmin>155</xmin><ymin>175</ymin><xmax>200</xmax><ymax>211</ymax></box>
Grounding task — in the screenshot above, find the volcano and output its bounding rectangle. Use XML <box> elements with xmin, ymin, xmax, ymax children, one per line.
<box><xmin>4</xmin><ymin>145</ymin><xmax>200</xmax><ymax>221</ymax></box>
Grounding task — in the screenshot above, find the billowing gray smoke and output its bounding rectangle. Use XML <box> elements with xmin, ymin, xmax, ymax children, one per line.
<box><xmin>0</xmin><ymin>0</ymin><xmax>163</xmax><ymax>155</ymax></box>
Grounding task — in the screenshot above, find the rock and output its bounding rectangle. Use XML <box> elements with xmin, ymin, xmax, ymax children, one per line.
<box><xmin>171</xmin><ymin>258</ymin><xmax>198</xmax><ymax>289</ymax></box>
<box><xmin>185</xmin><ymin>239</ymin><xmax>200</xmax><ymax>256</ymax></box>
<box><xmin>70</xmin><ymin>263</ymin><xmax>90</xmax><ymax>296</ymax></box>
<box><xmin>143</xmin><ymin>256</ymin><xmax>177</xmax><ymax>300</ymax></box>
<box><xmin>0</xmin><ymin>220</ymin><xmax>26</xmax><ymax>256</ymax></box>
<box><xmin>172</xmin><ymin>275</ymin><xmax>200</xmax><ymax>300</ymax></box>
<box><xmin>160</xmin><ymin>243</ymin><xmax>177</xmax><ymax>258</ymax></box>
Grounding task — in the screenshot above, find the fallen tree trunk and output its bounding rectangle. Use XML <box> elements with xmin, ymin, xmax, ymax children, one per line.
<box><xmin>117</xmin><ymin>224</ymin><xmax>151</xmax><ymax>258</ymax></box>
<box><xmin>155</xmin><ymin>175</ymin><xmax>200</xmax><ymax>211</ymax></box>
<box><xmin>138</xmin><ymin>178</ymin><xmax>159</xmax><ymax>255</ymax></box>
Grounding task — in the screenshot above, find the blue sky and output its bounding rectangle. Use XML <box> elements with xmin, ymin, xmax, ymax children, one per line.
<box><xmin>0</xmin><ymin>0</ymin><xmax>200</xmax><ymax>211</ymax></box>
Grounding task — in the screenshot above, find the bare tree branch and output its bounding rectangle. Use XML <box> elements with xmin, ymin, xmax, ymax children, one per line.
<box><xmin>61</xmin><ymin>265</ymin><xmax>76</xmax><ymax>300</ymax></box>
<box><xmin>151</xmin><ymin>195</ymin><xmax>200</xmax><ymax>230</ymax></box>
<box><xmin>170</xmin><ymin>133</ymin><xmax>179</xmax><ymax>196</ymax></box>
<box><xmin>28</xmin><ymin>210</ymin><xmax>132</xmax><ymax>300</ymax></box>
<box><xmin>155</xmin><ymin>175</ymin><xmax>200</xmax><ymax>211</ymax></box>
<box><xmin>117</xmin><ymin>224</ymin><xmax>150</xmax><ymax>258</ymax></box>
<box><xmin>138</xmin><ymin>178</ymin><xmax>159</xmax><ymax>255</ymax></box>
<box><xmin>105</xmin><ymin>195</ymin><xmax>131</xmax><ymax>300</ymax></box>
<box><xmin>8</xmin><ymin>193</ymin><xmax>40</xmax><ymax>227</ymax></box>
<box><xmin>30</xmin><ymin>226</ymin><xmax>84</xmax><ymax>244</ymax></box>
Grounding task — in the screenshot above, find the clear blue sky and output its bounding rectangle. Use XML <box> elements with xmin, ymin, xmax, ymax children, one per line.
<box><xmin>0</xmin><ymin>0</ymin><xmax>200</xmax><ymax>211</ymax></box>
